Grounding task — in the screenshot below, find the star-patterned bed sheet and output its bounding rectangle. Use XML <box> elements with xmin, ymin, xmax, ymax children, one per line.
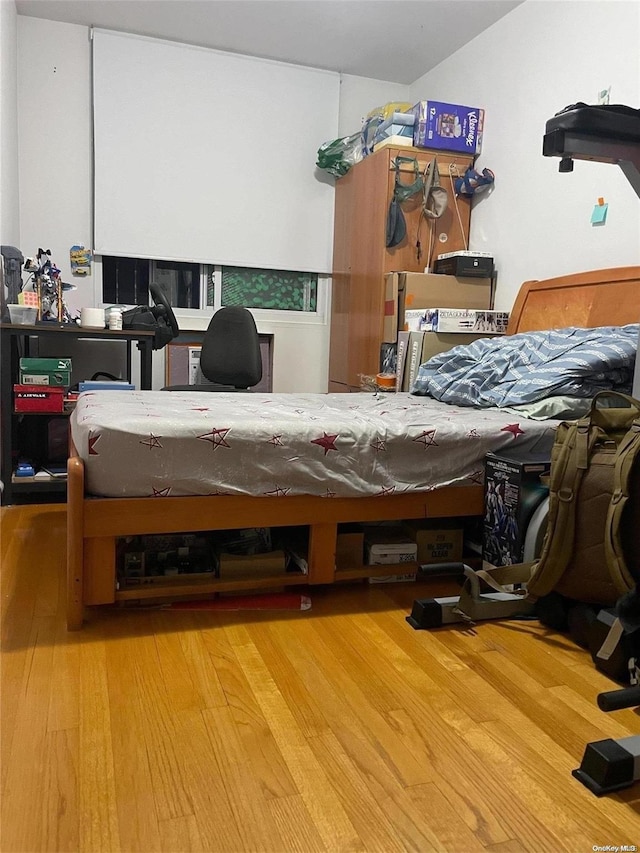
<box><xmin>70</xmin><ymin>390</ymin><xmax>558</xmax><ymax>498</ymax></box>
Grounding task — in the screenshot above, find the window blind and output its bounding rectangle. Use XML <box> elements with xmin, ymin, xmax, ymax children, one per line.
<box><xmin>92</xmin><ymin>29</ymin><xmax>339</xmax><ymax>273</ymax></box>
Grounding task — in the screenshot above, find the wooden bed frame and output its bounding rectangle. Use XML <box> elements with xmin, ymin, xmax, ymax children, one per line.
<box><xmin>67</xmin><ymin>266</ymin><xmax>640</xmax><ymax>629</ymax></box>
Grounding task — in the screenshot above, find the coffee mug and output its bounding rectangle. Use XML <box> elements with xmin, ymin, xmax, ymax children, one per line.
<box><xmin>80</xmin><ymin>307</ymin><xmax>106</xmax><ymax>329</ymax></box>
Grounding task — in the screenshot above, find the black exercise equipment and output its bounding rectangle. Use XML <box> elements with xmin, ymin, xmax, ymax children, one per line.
<box><xmin>544</xmin><ymin>101</ymin><xmax>640</xmax><ymax>796</ymax></box>
<box><xmin>543</xmin><ymin>102</ymin><xmax>640</xmax><ymax>198</ymax></box>
<box><xmin>573</xmin><ymin>678</ymin><xmax>640</xmax><ymax>797</ymax></box>
<box><xmin>406</xmin><ymin>562</ymin><xmax>534</xmax><ymax>629</ymax></box>
<box><xmin>573</xmin><ymin>735</ymin><xmax>640</xmax><ymax>797</ymax></box>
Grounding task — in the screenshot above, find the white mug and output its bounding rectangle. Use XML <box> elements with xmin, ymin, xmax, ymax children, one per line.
<box><xmin>80</xmin><ymin>307</ymin><xmax>106</xmax><ymax>329</ymax></box>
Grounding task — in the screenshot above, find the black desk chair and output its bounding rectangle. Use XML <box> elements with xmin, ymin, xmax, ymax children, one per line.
<box><xmin>164</xmin><ymin>306</ymin><xmax>262</xmax><ymax>392</ymax></box>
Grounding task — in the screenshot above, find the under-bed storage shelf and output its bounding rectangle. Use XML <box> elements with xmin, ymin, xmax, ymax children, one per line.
<box><xmin>115</xmin><ymin>572</ymin><xmax>307</xmax><ymax>602</ymax></box>
<box><xmin>68</xmin><ymin>452</ymin><xmax>485</xmax><ymax>627</ymax></box>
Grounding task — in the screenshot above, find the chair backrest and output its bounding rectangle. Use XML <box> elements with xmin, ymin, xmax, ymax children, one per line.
<box><xmin>200</xmin><ymin>306</ymin><xmax>263</xmax><ymax>389</ymax></box>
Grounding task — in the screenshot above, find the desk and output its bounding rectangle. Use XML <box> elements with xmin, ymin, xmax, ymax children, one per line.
<box><xmin>0</xmin><ymin>323</ymin><xmax>155</xmax><ymax>505</ymax></box>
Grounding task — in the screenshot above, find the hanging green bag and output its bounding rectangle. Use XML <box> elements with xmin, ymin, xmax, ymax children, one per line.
<box><xmin>386</xmin><ymin>157</ymin><xmax>423</xmax><ymax>248</ymax></box>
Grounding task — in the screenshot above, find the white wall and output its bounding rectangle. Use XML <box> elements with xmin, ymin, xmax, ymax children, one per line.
<box><xmin>15</xmin><ymin>16</ymin><xmax>410</xmax><ymax>392</ymax></box>
<box><xmin>409</xmin><ymin>0</ymin><xmax>640</xmax><ymax>311</ymax></box>
<box><xmin>21</xmin><ymin>6</ymin><xmax>636</xmax><ymax>389</ymax></box>
<box><xmin>338</xmin><ymin>74</ymin><xmax>409</xmax><ymax>137</ymax></box>
<box><xmin>1</xmin><ymin>0</ymin><xmax>19</xmax><ymax>246</ymax></box>
<box><xmin>17</xmin><ymin>16</ymin><xmax>92</xmax><ymax>315</ymax></box>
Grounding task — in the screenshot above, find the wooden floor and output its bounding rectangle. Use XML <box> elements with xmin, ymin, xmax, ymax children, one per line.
<box><xmin>1</xmin><ymin>505</ymin><xmax>639</xmax><ymax>853</ymax></box>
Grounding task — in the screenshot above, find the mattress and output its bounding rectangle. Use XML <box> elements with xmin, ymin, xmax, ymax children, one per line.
<box><xmin>70</xmin><ymin>390</ymin><xmax>558</xmax><ymax>498</ymax></box>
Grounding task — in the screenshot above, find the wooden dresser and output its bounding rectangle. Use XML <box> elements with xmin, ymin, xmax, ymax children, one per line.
<box><xmin>328</xmin><ymin>145</ymin><xmax>474</xmax><ymax>392</ymax></box>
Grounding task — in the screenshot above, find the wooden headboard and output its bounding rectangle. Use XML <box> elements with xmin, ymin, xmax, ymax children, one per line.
<box><xmin>508</xmin><ymin>266</ymin><xmax>640</xmax><ymax>334</ymax></box>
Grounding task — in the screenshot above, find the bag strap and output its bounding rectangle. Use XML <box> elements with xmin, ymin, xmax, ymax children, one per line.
<box><xmin>476</xmin><ymin>563</ymin><xmax>536</xmax><ymax>591</ymax></box>
<box><xmin>588</xmin><ymin>391</ymin><xmax>640</xmax><ymax>429</ymax></box>
<box><xmin>596</xmin><ymin>616</ymin><xmax>625</xmax><ymax>662</ymax></box>
<box><xmin>526</xmin><ymin>421</ymin><xmax>601</xmax><ymax>598</ymax></box>
<box><xmin>392</xmin><ymin>156</ymin><xmax>424</xmax><ymax>202</ymax></box>
<box><xmin>591</xmin><ymin>390</ymin><xmax>640</xmax><ymax>413</ymax></box>
<box><xmin>457</xmin><ymin>562</ymin><xmax>535</xmax><ymax>603</ymax></box>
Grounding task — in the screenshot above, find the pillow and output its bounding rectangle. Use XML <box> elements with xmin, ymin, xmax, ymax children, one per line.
<box><xmin>501</xmin><ymin>396</ymin><xmax>593</xmax><ymax>421</ymax></box>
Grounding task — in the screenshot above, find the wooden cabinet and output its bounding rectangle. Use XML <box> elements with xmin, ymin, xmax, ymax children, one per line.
<box><xmin>328</xmin><ymin>145</ymin><xmax>474</xmax><ymax>392</ymax></box>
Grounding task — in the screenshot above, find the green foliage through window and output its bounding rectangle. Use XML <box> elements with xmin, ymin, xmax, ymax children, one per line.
<box><xmin>220</xmin><ymin>267</ymin><xmax>318</xmax><ymax>311</ymax></box>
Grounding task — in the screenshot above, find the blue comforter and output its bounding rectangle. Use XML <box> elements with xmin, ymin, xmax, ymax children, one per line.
<box><xmin>412</xmin><ymin>325</ymin><xmax>639</xmax><ymax>407</ymax></box>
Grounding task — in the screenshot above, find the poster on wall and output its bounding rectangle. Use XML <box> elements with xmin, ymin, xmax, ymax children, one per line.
<box><xmin>70</xmin><ymin>245</ymin><xmax>92</xmax><ymax>276</ymax></box>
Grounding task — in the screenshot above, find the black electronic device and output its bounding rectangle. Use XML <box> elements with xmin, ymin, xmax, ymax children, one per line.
<box><xmin>434</xmin><ymin>254</ymin><xmax>494</xmax><ymax>278</ymax></box>
<box><xmin>122</xmin><ymin>281</ymin><xmax>179</xmax><ymax>349</ymax></box>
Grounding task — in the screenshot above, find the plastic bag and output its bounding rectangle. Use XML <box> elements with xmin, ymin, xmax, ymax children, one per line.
<box><xmin>365</xmin><ymin>101</ymin><xmax>413</xmax><ymax>121</ymax></box>
<box><xmin>316</xmin><ymin>132</ymin><xmax>364</xmax><ymax>178</ymax></box>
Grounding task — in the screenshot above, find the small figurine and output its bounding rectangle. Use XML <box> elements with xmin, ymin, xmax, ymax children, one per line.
<box><xmin>24</xmin><ymin>248</ymin><xmax>75</xmax><ymax>323</ymax></box>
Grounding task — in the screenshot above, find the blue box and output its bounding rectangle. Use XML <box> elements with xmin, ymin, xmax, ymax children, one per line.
<box><xmin>78</xmin><ymin>381</ymin><xmax>135</xmax><ymax>392</ymax></box>
<box><xmin>409</xmin><ymin>101</ymin><xmax>484</xmax><ymax>154</ymax></box>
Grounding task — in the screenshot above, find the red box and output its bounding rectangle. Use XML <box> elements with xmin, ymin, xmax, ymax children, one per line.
<box><xmin>14</xmin><ymin>384</ymin><xmax>64</xmax><ymax>413</ymax></box>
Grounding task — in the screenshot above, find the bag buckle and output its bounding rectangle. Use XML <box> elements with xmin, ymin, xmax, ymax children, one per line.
<box><xmin>558</xmin><ymin>487</ymin><xmax>573</xmax><ymax>502</ymax></box>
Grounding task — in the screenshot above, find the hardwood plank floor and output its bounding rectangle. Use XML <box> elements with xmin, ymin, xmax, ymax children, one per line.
<box><xmin>1</xmin><ymin>504</ymin><xmax>639</xmax><ymax>852</ymax></box>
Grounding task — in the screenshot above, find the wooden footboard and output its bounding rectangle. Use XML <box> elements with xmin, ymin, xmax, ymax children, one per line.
<box><xmin>66</xmin><ymin>448</ymin><xmax>483</xmax><ymax>629</ymax></box>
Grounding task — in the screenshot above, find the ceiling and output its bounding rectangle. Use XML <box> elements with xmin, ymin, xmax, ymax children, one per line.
<box><xmin>15</xmin><ymin>0</ymin><xmax>523</xmax><ymax>84</ymax></box>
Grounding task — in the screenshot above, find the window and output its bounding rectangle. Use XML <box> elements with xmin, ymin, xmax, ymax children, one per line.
<box><xmin>101</xmin><ymin>256</ymin><xmax>320</xmax><ymax>315</ymax></box>
<box><xmin>102</xmin><ymin>257</ymin><xmax>200</xmax><ymax>309</ymax></box>
<box><xmin>102</xmin><ymin>256</ymin><xmax>149</xmax><ymax>306</ymax></box>
<box><xmin>154</xmin><ymin>260</ymin><xmax>201</xmax><ymax>309</ymax></box>
<box><xmin>208</xmin><ymin>267</ymin><xmax>317</xmax><ymax>312</ymax></box>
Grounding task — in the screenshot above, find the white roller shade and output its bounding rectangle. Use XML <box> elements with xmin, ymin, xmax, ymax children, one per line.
<box><xmin>92</xmin><ymin>29</ymin><xmax>339</xmax><ymax>272</ymax></box>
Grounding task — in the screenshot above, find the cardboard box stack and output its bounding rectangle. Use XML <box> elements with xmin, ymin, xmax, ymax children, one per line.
<box><xmin>385</xmin><ymin>272</ymin><xmax>499</xmax><ymax>392</ymax></box>
<box><xmin>14</xmin><ymin>357</ymin><xmax>72</xmax><ymax>414</ymax></box>
<box><xmin>335</xmin><ymin>524</ymin><xmax>365</xmax><ymax>570</ymax></box>
<box><xmin>19</xmin><ymin>357</ymin><xmax>71</xmax><ymax>386</ymax></box>
<box><xmin>402</xmin><ymin>519</ymin><xmax>464</xmax><ymax>566</ymax></box>
<box><xmin>417</xmin><ymin>308</ymin><xmax>510</xmax><ymax>335</ymax></box>
<box><xmin>218</xmin><ymin>550</ymin><xmax>288</xmax><ymax>578</ymax></box>
<box><xmin>372</xmin><ymin>111</ymin><xmax>415</xmax><ymax>151</ymax></box>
